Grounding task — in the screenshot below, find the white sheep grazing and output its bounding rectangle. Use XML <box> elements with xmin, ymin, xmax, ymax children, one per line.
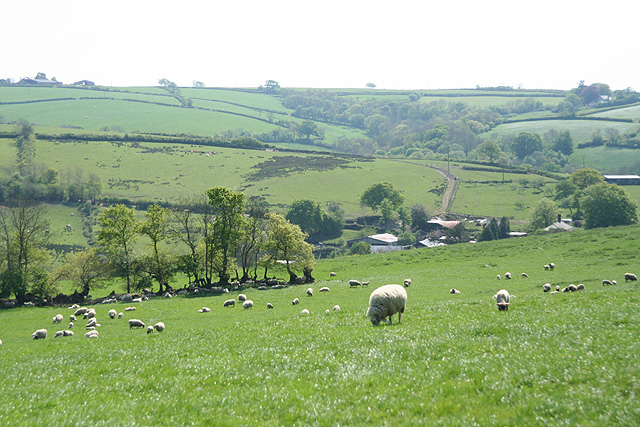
<box><xmin>85</xmin><ymin>330</ymin><xmax>99</xmax><ymax>338</ymax></box>
<box><xmin>549</xmin><ymin>263</ymin><xmax>555</xmax><ymax>270</ymax></box>
<box><xmin>612</xmin><ymin>280</ymin><xmax>617</xmax><ymax>285</ymax></box>
<box><xmin>360</xmin><ymin>281</ymin><xmax>370</xmax><ymax>287</ymax></box>
<box><xmin>521</xmin><ymin>273</ymin><xmax>529</xmax><ymax>278</ymax></box>
<box><xmin>333</xmin><ymin>305</ymin><xmax>341</xmax><ymax>312</ymax></box>
<box><xmin>52</xmin><ymin>314</ymin><xmax>63</xmax><ymax>324</ymax></box>
<box><xmin>330</xmin><ymin>272</ymin><xmax>337</xmax><ymax>277</ymax></box>
<box><xmin>154</xmin><ymin>322</ymin><xmax>165</xmax><ymax>332</ymax></box>
<box><xmin>69</xmin><ymin>303</ymin><xmax>80</xmax><ymax>310</ymax></box>
<box><xmin>300</xmin><ymin>309</ymin><xmax>310</xmax><ymax>315</ymax></box>
<box><xmin>118</xmin><ymin>312</ymin><xmax>124</xmax><ymax>319</ymax></box>
<box><xmin>367</xmin><ymin>284</ymin><xmax>407</xmax><ymax>326</ymax></box>
<box><xmin>306</xmin><ymin>288</ymin><xmax>313</xmax><ymax>297</ymax></box>
<box><xmin>147</xmin><ymin>326</ymin><xmax>154</xmax><ymax>334</ymax></box>
<box><xmin>542</xmin><ymin>283</ymin><xmax>551</xmax><ymax>292</ymax></box>
<box><xmin>223</xmin><ymin>299</ymin><xmax>236</xmax><ymax>308</ymax></box>
<box><xmin>562</xmin><ymin>287</ymin><xmax>570</xmax><ymax>293</ymax></box>
<box><xmin>32</xmin><ymin>329</ymin><xmax>48</xmax><ymax>339</ymax></box>
<box><xmin>602</xmin><ymin>280</ymin><xmax>613</xmax><ymax>286</ymax></box>
<box><xmin>544</xmin><ymin>265</ymin><xmax>550</xmax><ymax>270</ymax></box>
<box><xmin>625</xmin><ymin>273</ymin><xmax>637</xmax><ymax>282</ymax></box>
<box><xmin>84</xmin><ymin>308</ymin><xmax>96</xmax><ymax>319</ymax></box>
<box><xmin>128</xmin><ymin>319</ymin><xmax>145</xmax><ymax>329</ymax></box>
<box><xmin>576</xmin><ymin>284</ymin><xmax>585</xmax><ymax>291</ymax></box>
<box><xmin>292</xmin><ymin>298</ymin><xmax>300</xmax><ymax>305</ymax></box>
<box><xmin>86</xmin><ymin>318</ymin><xmax>97</xmax><ymax>327</ymax></box>
<box><xmin>319</xmin><ymin>287</ymin><xmax>330</xmax><ymax>292</ymax></box>
<box><xmin>54</xmin><ymin>330</ymin><xmax>65</xmax><ymax>338</ymax></box>
<box><xmin>449</xmin><ymin>288</ymin><xmax>460</xmax><ymax>294</ymax></box>
<box><xmin>242</xmin><ymin>300</ymin><xmax>253</xmax><ymax>310</ymax></box>
<box><xmin>125</xmin><ymin>307</ymin><xmax>136</xmax><ymax>312</ymax></box>
<box><xmin>198</xmin><ymin>307</ymin><xmax>211</xmax><ymax>313</ymax></box>
<box><xmin>505</xmin><ymin>272</ymin><xmax>512</xmax><ymax>280</ymax></box>
<box><xmin>238</xmin><ymin>294</ymin><xmax>247</xmax><ymax>302</ymax></box>
<box><xmin>267</xmin><ymin>303</ymin><xmax>274</xmax><ymax>309</ymax></box>
<box><xmin>497</xmin><ymin>275</ymin><xmax>501</xmax><ymax>280</ymax></box>
<box><xmin>403</xmin><ymin>278</ymin><xmax>412</xmax><ymax>287</ymax></box>
<box><xmin>74</xmin><ymin>307</ymin><xmax>88</xmax><ymax>317</ymax></box>
<box><xmin>349</xmin><ymin>280</ymin><xmax>361</xmax><ymax>288</ymax></box>
<box><xmin>108</xmin><ymin>309</ymin><xmax>117</xmax><ymax>319</ymax></box>
<box><xmin>69</xmin><ymin>322</ymin><xmax>74</xmax><ymax>329</ymax></box>
<box><xmin>568</xmin><ymin>284</ymin><xmax>577</xmax><ymax>292</ymax></box>
<box><xmin>86</xmin><ymin>326</ymin><xmax>96</xmax><ymax>330</ymax></box>
<box><xmin>494</xmin><ymin>289</ymin><xmax>511</xmax><ymax>311</ymax></box>
<box><xmin>69</xmin><ymin>314</ymin><xmax>76</xmax><ymax>322</ymax></box>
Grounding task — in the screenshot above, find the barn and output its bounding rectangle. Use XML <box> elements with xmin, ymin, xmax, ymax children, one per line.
<box><xmin>603</xmin><ymin>175</ymin><xmax>640</xmax><ymax>185</ymax></box>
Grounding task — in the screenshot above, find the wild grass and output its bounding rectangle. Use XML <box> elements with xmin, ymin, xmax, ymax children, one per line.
<box><xmin>1</xmin><ymin>224</ymin><xmax>639</xmax><ymax>426</ymax></box>
<box><xmin>487</xmin><ymin>120</ymin><xmax>638</xmax><ymax>144</ymax></box>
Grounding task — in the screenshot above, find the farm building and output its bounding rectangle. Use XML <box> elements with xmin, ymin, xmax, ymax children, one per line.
<box><xmin>17</xmin><ymin>78</ymin><xmax>62</xmax><ymax>86</ymax></box>
<box><xmin>425</xmin><ymin>219</ymin><xmax>461</xmax><ymax>232</ymax></box>
<box><xmin>603</xmin><ymin>175</ymin><xmax>640</xmax><ymax>185</ymax></box>
<box><xmin>347</xmin><ymin>233</ymin><xmax>398</xmax><ymax>248</ymax></box>
<box><xmin>73</xmin><ymin>80</ymin><xmax>95</xmax><ymax>86</ymax></box>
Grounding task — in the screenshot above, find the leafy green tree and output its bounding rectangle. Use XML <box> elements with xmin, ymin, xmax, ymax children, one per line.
<box><xmin>445</xmin><ymin>222</ymin><xmax>469</xmax><ymax>244</ymax></box>
<box><xmin>348</xmin><ymin>241</ymin><xmax>371</xmax><ymax>255</ymax></box>
<box><xmin>286</xmin><ymin>199</ymin><xmax>323</xmax><ymax>237</ymax></box>
<box><xmin>262</xmin><ymin>213</ymin><xmax>315</xmax><ymax>283</ymax></box>
<box><xmin>366</xmin><ymin>82</ymin><xmax>376</xmax><ymax>89</ymax></box>
<box><xmin>297</xmin><ymin>121</ymin><xmax>320</xmax><ymax>141</ymax></box>
<box><xmin>361</xmin><ymin>182</ymin><xmax>404</xmax><ymax>212</ymax></box>
<box><xmin>410</xmin><ymin>204</ymin><xmax>430</xmax><ymax>231</ymax></box>
<box><xmin>97</xmin><ymin>204</ymin><xmax>138</xmax><ymax>293</ymax></box>
<box><xmin>581</xmin><ymin>183</ymin><xmax>638</xmax><ymax>229</ymax></box>
<box><xmin>570</xmin><ymin>168</ymin><xmax>604</xmax><ymax>190</ymax></box>
<box><xmin>139</xmin><ymin>204</ymin><xmax>173</xmax><ymax>293</ymax></box>
<box><xmin>476</xmin><ymin>140</ymin><xmax>503</xmax><ymax>163</ymax></box>
<box><xmin>14</xmin><ymin>120</ymin><xmax>36</xmax><ymax>177</ymax></box>
<box><xmin>554</xmin><ymin>179</ymin><xmax>578</xmax><ymax>200</ymax></box>
<box><xmin>379</xmin><ymin>198</ymin><xmax>395</xmax><ymax>229</ymax></box>
<box><xmin>479</xmin><ymin>218</ymin><xmax>499</xmax><ymax>241</ymax></box>
<box><xmin>497</xmin><ymin>217</ymin><xmax>511</xmax><ymax>239</ymax></box>
<box><xmin>206</xmin><ymin>187</ymin><xmax>245</xmax><ymax>285</ymax></box>
<box><xmin>397</xmin><ymin>206</ymin><xmax>410</xmax><ymax>232</ymax></box>
<box><xmin>528</xmin><ymin>199</ymin><xmax>558</xmax><ymax>231</ymax></box>
<box><xmin>56</xmin><ymin>248</ymin><xmax>109</xmax><ymax>299</ymax></box>
<box><xmin>237</xmin><ymin>198</ymin><xmax>268</xmax><ymax>282</ymax></box>
<box><xmin>511</xmin><ymin>132</ymin><xmax>542</xmax><ymax>160</ymax></box>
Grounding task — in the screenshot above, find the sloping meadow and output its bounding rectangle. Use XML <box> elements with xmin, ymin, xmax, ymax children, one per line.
<box><xmin>1</xmin><ymin>224</ymin><xmax>639</xmax><ymax>425</ymax></box>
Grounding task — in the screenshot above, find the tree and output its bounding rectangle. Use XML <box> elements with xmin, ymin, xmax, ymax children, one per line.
<box><xmin>528</xmin><ymin>199</ymin><xmax>558</xmax><ymax>231</ymax></box>
<box><xmin>379</xmin><ymin>198</ymin><xmax>395</xmax><ymax>229</ymax></box>
<box><xmin>445</xmin><ymin>222</ymin><xmax>469</xmax><ymax>244</ymax></box>
<box><xmin>554</xmin><ymin>179</ymin><xmax>578</xmax><ymax>201</ymax></box>
<box><xmin>479</xmin><ymin>218</ymin><xmax>499</xmax><ymax>242</ymax></box>
<box><xmin>570</xmin><ymin>168</ymin><xmax>604</xmax><ymax>190</ymax></box>
<box><xmin>497</xmin><ymin>217</ymin><xmax>511</xmax><ymax>239</ymax></box>
<box><xmin>348</xmin><ymin>241</ymin><xmax>371</xmax><ymax>255</ymax></box>
<box><xmin>139</xmin><ymin>204</ymin><xmax>173</xmax><ymax>293</ymax></box>
<box><xmin>410</xmin><ymin>204</ymin><xmax>430</xmax><ymax>231</ymax></box>
<box><xmin>551</xmin><ymin>130</ymin><xmax>574</xmax><ymax>155</ymax></box>
<box><xmin>14</xmin><ymin>120</ymin><xmax>36</xmax><ymax>177</ymax></box>
<box><xmin>262</xmin><ymin>213</ymin><xmax>314</xmax><ymax>283</ymax></box>
<box><xmin>170</xmin><ymin>195</ymin><xmax>208</xmax><ymax>285</ymax></box>
<box><xmin>206</xmin><ymin>187</ymin><xmax>245</xmax><ymax>285</ymax></box>
<box><xmin>511</xmin><ymin>132</ymin><xmax>542</xmax><ymax>160</ymax></box>
<box><xmin>366</xmin><ymin>82</ymin><xmax>376</xmax><ymax>89</ymax></box>
<box><xmin>237</xmin><ymin>198</ymin><xmax>268</xmax><ymax>282</ymax></box>
<box><xmin>97</xmin><ymin>204</ymin><xmax>138</xmax><ymax>293</ymax></box>
<box><xmin>193</xmin><ymin>80</ymin><xmax>205</xmax><ymax>88</ymax></box>
<box><xmin>56</xmin><ymin>248</ymin><xmax>109</xmax><ymax>300</ymax></box>
<box><xmin>476</xmin><ymin>140</ymin><xmax>503</xmax><ymax>163</ymax></box>
<box><xmin>297</xmin><ymin>120</ymin><xmax>320</xmax><ymax>141</ymax></box>
<box><xmin>581</xmin><ymin>183</ymin><xmax>638</xmax><ymax>229</ymax></box>
<box><xmin>286</xmin><ymin>199</ymin><xmax>323</xmax><ymax>239</ymax></box>
<box><xmin>263</xmin><ymin>80</ymin><xmax>280</xmax><ymax>93</ymax></box>
<box><xmin>361</xmin><ymin>182</ymin><xmax>404</xmax><ymax>212</ymax></box>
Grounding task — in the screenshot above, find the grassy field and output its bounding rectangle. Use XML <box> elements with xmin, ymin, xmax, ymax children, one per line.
<box><xmin>568</xmin><ymin>146</ymin><xmax>640</xmax><ymax>173</ymax></box>
<box><xmin>1</xmin><ymin>224</ymin><xmax>638</xmax><ymax>425</ymax></box>
<box><xmin>590</xmin><ymin>104</ymin><xmax>640</xmax><ymax>121</ymax></box>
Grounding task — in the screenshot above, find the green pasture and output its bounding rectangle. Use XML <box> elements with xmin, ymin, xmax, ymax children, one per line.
<box><xmin>419</xmin><ymin>96</ymin><xmax>562</xmax><ymax>109</ymax></box>
<box><xmin>181</xmin><ymin>88</ymin><xmax>287</xmax><ymax>112</ymax></box>
<box><xmin>0</xmin><ymin>86</ymin><xmax>178</xmax><ymax>105</ymax></box>
<box><xmin>1</xmin><ymin>224</ymin><xmax>639</xmax><ymax>425</ymax></box>
<box><xmin>568</xmin><ymin>146</ymin><xmax>640</xmax><ymax>173</ymax></box>
<box><xmin>486</xmin><ymin>119</ymin><xmax>638</xmax><ymax>144</ymax></box>
<box><xmin>590</xmin><ymin>104</ymin><xmax>640</xmax><ymax>122</ymax></box>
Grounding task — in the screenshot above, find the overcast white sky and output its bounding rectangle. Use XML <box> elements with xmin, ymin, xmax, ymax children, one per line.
<box><xmin>3</xmin><ymin>0</ymin><xmax>639</xmax><ymax>91</ymax></box>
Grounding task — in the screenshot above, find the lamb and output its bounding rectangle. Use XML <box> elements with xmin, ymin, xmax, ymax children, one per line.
<box><xmin>54</xmin><ymin>330</ymin><xmax>65</xmax><ymax>338</ymax></box>
<box><xmin>521</xmin><ymin>273</ymin><xmax>529</xmax><ymax>278</ymax></box>
<box><xmin>267</xmin><ymin>303</ymin><xmax>274</xmax><ymax>309</ymax></box>
<box><xmin>147</xmin><ymin>326</ymin><xmax>154</xmax><ymax>334</ymax></box>
<box><xmin>83</xmin><ymin>308</ymin><xmax>96</xmax><ymax>319</ymax></box>
<box><xmin>69</xmin><ymin>315</ymin><xmax>76</xmax><ymax>322</ymax></box>
<box><xmin>349</xmin><ymin>280</ymin><xmax>361</xmax><ymax>288</ymax></box>
<box><xmin>319</xmin><ymin>287</ymin><xmax>330</xmax><ymax>292</ymax></box>
<box><xmin>300</xmin><ymin>309</ymin><xmax>310</xmax><ymax>315</ymax></box>
<box><xmin>238</xmin><ymin>294</ymin><xmax>247</xmax><ymax>302</ymax></box>
<box><xmin>32</xmin><ymin>329</ymin><xmax>48</xmax><ymax>339</ymax></box>
<box><xmin>108</xmin><ymin>309</ymin><xmax>117</xmax><ymax>319</ymax></box>
<box><xmin>52</xmin><ymin>314</ymin><xmax>63</xmax><ymax>324</ymax></box>
<box><xmin>403</xmin><ymin>279</ymin><xmax>412</xmax><ymax>287</ymax></box>
<box><xmin>576</xmin><ymin>284</ymin><xmax>585</xmax><ymax>291</ymax></box>
<box><xmin>494</xmin><ymin>289</ymin><xmax>510</xmax><ymax>311</ymax></box>
<box><xmin>54</xmin><ymin>330</ymin><xmax>74</xmax><ymax>338</ymax></box>
<box><xmin>242</xmin><ymin>300</ymin><xmax>253</xmax><ymax>310</ymax></box>
<box><xmin>86</xmin><ymin>318</ymin><xmax>97</xmax><ymax>328</ymax></box>
<box><xmin>450</xmin><ymin>288</ymin><xmax>460</xmax><ymax>294</ymax></box>
<box><xmin>84</xmin><ymin>330</ymin><xmax>99</xmax><ymax>338</ymax></box>
<box><xmin>497</xmin><ymin>275</ymin><xmax>501</xmax><ymax>280</ymax></box>
<box><xmin>125</xmin><ymin>307</ymin><xmax>136</xmax><ymax>312</ymax></box>
<box><xmin>330</xmin><ymin>272</ymin><xmax>337</xmax><ymax>277</ymax></box>
<box><xmin>223</xmin><ymin>299</ymin><xmax>236</xmax><ymax>308</ymax></box>
<box><xmin>549</xmin><ymin>263</ymin><xmax>555</xmax><ymax>270</ymax></box>
<box><xmin>504</xmin><ymin>272</ymin><xmax>512</xmax><ymax>280</ymax></box>
<box><xmin>625</xmin><ymin>273</ymin><xmax>638</xmax><ymax>282</ymax></box>
<box><xmin>69</xmin><ymin>322</ymin><xmax>74</xmax><ymax>329</ymax></box>
<box><xmin>118</xmin><ymin>312</ymin><xmax>124</xmax><ymax>319</ymax></box>
<box><xmin>74</xmin><ymin>307</ymin><xmax>88</xmax><ymax>317</ymax></box>
<box><xmin>568</xmin><ymin>284</ymin><xmax>577</xmax><ymax>292</ymax></box>
<box><xmin>292</xmin><ymin>298</ymin><xmax>300</xmax><ymax>305</ymax></box>
<box><xmin>69</xmin><ymin>303</ymin><xmax>80</xmax><ymax>310</ymax></box>
<box><xmin>544</xmin><ymin>265</ymin><xmax>550</xmax><ymax>270</ymax></box>
<box><xmin>128</xmin><ymin>319</ymin><xmax>145</xmax><ymax>329</ymax></box>
<box><xmin>333</xmin><ymin>305</ymin><xmax>341</xmax><ymax>312</ymax></box>
<box><xmin>154</xmin><ymin>322</ymin><xmax>165</xmax><ymax>332</ymax></box>
<box><xmin>198</xmin><ymin>307</ymin><xmax>211</xmax><ymax>313</ymax></box>
<box><xmin>562</xmin><ymin>287</ymin><xmax>570</xmax><ymax>293</ymax></box>
<box><xmin>362</xmin><ymin>281</ymin><xmax>370</xmax><ymax>287</ymax></box>
<box><xmin>366</xmin><ymin>284</ymin><xmax>407</xmax><ymax>326</ymax></box>
<box><xmin>602</xmin><ymin>280</ymin><xmax>613</xmax><ymax>286</ymax></box>
<box><xmin>542</xmin><ymin>283</ymin><xmax>551</xmax><ymax>292</ymax></box>
<box><xmin>306</xmin><ymin>288</ymin><xmax>313</xmax><ymax>297</ymax></box>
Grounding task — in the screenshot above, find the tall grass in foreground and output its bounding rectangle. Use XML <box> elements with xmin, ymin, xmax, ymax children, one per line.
<box><xmin>1</xmin><ymin>225</ymin><xmax>639</xmax><ymax>426</ymax></box>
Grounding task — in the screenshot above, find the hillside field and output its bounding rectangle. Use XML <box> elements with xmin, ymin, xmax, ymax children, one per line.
<box><xmin>0</xmin><ymin>224</ymin><xmax>638</xmax><ymax>425</ymax></box>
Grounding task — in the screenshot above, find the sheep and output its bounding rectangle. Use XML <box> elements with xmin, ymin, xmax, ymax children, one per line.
<box><xmin>132</xmin><ymin>298</ymin><xmax>142</xmax><ymax>303</ymax></box>
<box><xmin>349</xmin><ymin>280</ymin><xmax>361</xmax><ymax>288</ymax></box>
<box><xmin>238</xmin><ymin>294</ymin><xmax>247</xmax><ymax>302</ymax></box>
<box><xmin>125</xmin><ymin>307</ymin><xmax>136</xmax><ymax>312</ymax></box>
<box><xmin>154</xmin><ymin>322</ymin><xmax>165</xmax><ymax>332</ymax></box>
<box><xmin>366</xmin><ymin>284</ymin><xmax>407</xmax><ymax>326</ymax></box>
<box><xmin>362</xmin><ymin>281</ymin><xmax>370</xmax><ymax>287</ymax></box>
<box><xmin>108</xmin><ymin>309</ymin><xmax>117</xmax><ymax>319</ymax></box>
<box><xmin>118</xmin><ymin>312</ymin><xmax>124</xmax><ymax>319</ymax></box>
<box><xmin>521</xmin><ymin>273</ymin><xmax>529</xmax><ymax>278</ymax></box>
<box><xmin>292</xmin><ymin>298</ymin><xmax>300</xmax><ymax>305</ymax></box>
<box><xmin>497</xmin><ymin>275</ymin><xmax>501</xmax><ymax>280</ymax></box>
<box><xmin>128</xmin><ymin>319</ymin><xmax>145</xmax><ymax>329</ymax></box>
<box><xmin>54</xmin><ymin>331</ymin><xmax>65</xmax><ymax>338</ymax></box>
<box><xmin>266</xmin><ymin>302</ymin><xmax>274</xmax><ymax>309</ymax></box>
<box><xmin>198</xmin><ymin>307</ymin><xmax>211</xmax><ymax>313</ymax></box>
<box><xmin>549</xmin><ymin>263</ymin><xmax>555</xmax><ymax>270</ymax></box>
<box><xmin>74</xmin><ymin>307</ymin><xmax>88</xmax><ymax>317</ymax></box>
<box><xmin>306</xmin><ymin>288</ymin><xmax>313</xmax><ymax>297</ymax></box>
<box><xmin>32</xmin><ymin>329</ymin><xmax>48</xmax><ymax>340</ymax></box>
<box><xmin>86</xmin><ymin>318</ymin><xmax>97</xmax><ymax>328</ymax></box>
<box><xmin>576</xmin><ymin>284</ymin><xmax>585</xmax><ymax>291</ymax></box>
<box><xmin>330</xmin><ymin>272</ymin><xmax>337</xmax><ymax>277</ymax></box>
<box><xmin>54</xmin><ymin>330</ymin><xmax>74</xmax><ymax>338</ymax></box>
<box><xmin>0</xmin><ymin>339</ymin><xmax>2</xmax><ymax>346</ymax></box>
<box><xmin>544</xmin><ymin>265</ymin><xmax>550</xmax><ymax>270</ymax></box>
<box><xmin>69</xmin><ymin>322</ymin><xmax>74</xmax><ymax>329</ymax></box>
<box><xmin>556</xmin><ymin>285</ymin><xmax>560</xmax><ymax>292</ymax></box>
<box><xmin>602</xmin><ymin>280</ymin><xmax>613</xmax><ymax>286</ymax></box>
<box><xmin>52</xmin><ymin>314</ymin><xmax>63</xmax><ymax>324</ymax></box>
<box><xmin>613</xmin><ymin>280</ymin><xmax>617</xmax><ymax>286</ymax></box>
<box><xmin>242</xmin><ymin>300</ymin><xmax>253</xmax><ymax>310</ymax></box>
<box><xmin>163</xmin><ymin>292</ymin><xmax>173</xmax><ymax>298</ymax></box>
<box><xmin>542</xmin><ymin>283</ymin><xmax>551</xmax><ymax>292</ymax></box>
<box><xmin>147</xmin><ymin>326</ymin><xmax>154</xmax><ymax>334</ymax></box>
<box><xmin>69</xmin><ymin>314</ymin><xmax>76</xmax><ymax>322</ymax></box>
<box><xmin>494</xmin><ymin>289</ymin><xmax>510</xmax><ymax>311</ymax></box>
<box><xmin>223</xmin><ymin>299</ymin><xmax>236</xmax><ymax>308</ymax></box>
<box><xmin>69</xmin><ymin>303</ymin><xmax>80</xmax><ymax>310</ymax></box>
<box><xmin>450</xmin><ymin>288</ymin><xmax>460</xmax><ymax>294</ymax></box>
<box><xmin>333</xmin><ymin>305</ymin><xmax>341</xmax><ymax>312</ymax></box>
<box><xmin>300</xmin><ymin>309</ymin><xmax>310</xmax><ymax>315</ymax></box>
<box><xmin>561</xmin><ymin>287</ymin><xmax>570</xmax><ymax>293</ymax></box>
<box><xmin>504</xmin><ymin>272</ymin><xmax>512</xmax><ymax>280</ymax></box>
<box><xmin>83</xmin><ymin>308</ymin><xmax>96</xmax><ymax>319</ymax></box>
<box><xmin>625</xmin><ymin>273</ymin><xmax>637</xmax><ymax>282</ymax></box>
<box><xmin>568</xmin><ymin>284</ymin><xmax>577</xmax><ymax>292</ymax></box>
<box><xmin>403</xmin><ymin>279</ymin><xmax>412</xmax><ymax>287</ymax></box>
<box><xmin>85</xmin><ymin>330</ymin><xmax>99</xmax><ymax>338</ymax></box>
<box><xmin>319</xmin><ymin>287</ymin><xmax>330</xmax><ymax>292</ymax></box>
<box><xmin>86</xmin><ymin>326</ymin><xmax>96</xmax><ymax>330</ymax></box>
